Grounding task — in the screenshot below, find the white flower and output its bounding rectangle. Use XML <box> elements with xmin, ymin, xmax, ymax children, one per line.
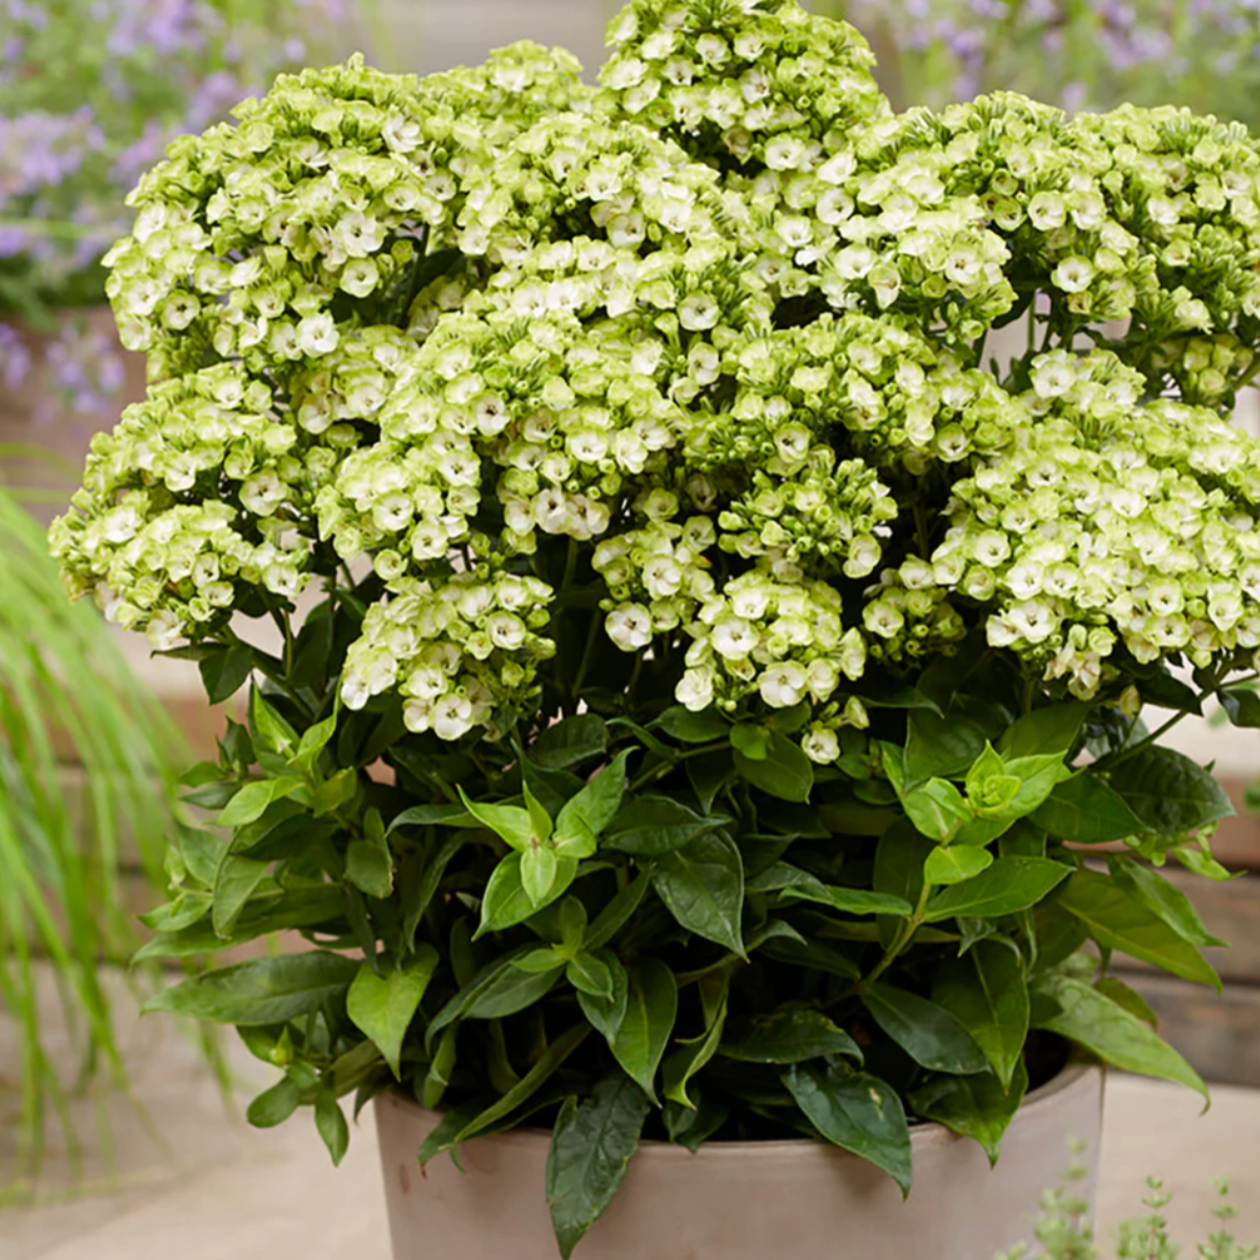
<box><xmin>606</xmin><ymin>604</ymin><xmax>655</xmax><ymax>651</ymax></box>
<box><xmin>802</xmin><ymin>726</ymin><xmax>840</xmax><ymax>764</ymax></box>
<box><xmin>712</xmin><ymin>616</ymin><xmax>757</xmax><ymax>659</ymax></box>
<box><xmin>759</xmin><ymin>663</ymin><xmax>807</xmax><ymax>707</ymax></box>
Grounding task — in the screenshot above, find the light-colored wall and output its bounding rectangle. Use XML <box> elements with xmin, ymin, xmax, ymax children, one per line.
<box><xmin>353</xmin><ymin>0</ymin><xmax>610</xmax><ymax>75</ymax></box>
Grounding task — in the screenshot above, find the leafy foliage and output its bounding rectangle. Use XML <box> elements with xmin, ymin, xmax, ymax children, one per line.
<box><xmin>48</xmin><ymin>0</ymin><xmax>1258</xmax><ymax>1253</ymax></box>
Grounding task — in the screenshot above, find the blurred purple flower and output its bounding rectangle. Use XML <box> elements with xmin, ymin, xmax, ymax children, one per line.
<box><xmin>0</xmin><ymin>323</ymin><xmax>32</xmax><ymax>389</ymax></box>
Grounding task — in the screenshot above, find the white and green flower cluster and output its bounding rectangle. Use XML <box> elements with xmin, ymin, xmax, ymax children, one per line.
<box><xmin>51</xmin><ymin>0</ymin><xmax>1260</xmax><ymax>754</ymax></box>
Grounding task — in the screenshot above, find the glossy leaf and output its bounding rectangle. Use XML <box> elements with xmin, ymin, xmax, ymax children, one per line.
<box><xmin>932</xmin><ymin>941</ymin><xmax>1029</xmax><ymax>1088</ymax></box>
<box><xmin>454</xmin><ymin>1025</ymin><xmax>590</xmax><ymax>1144</ymax></box>
<box><xmin>732</xmin><ymin>730</ymin><xmax>814</xmax><ymax>802</ymax></box>
<box><xmin>199</xmin><ymin>645</ymin><xmax>254</xmax><ymax>705</ymax></box>
<box><xmin>347</xmin><ymin>948</ymin><xmax>439</xmax><ymax>1078</ymax></box>
<box><xmin>246</xmin><ymin>1076</ymin><xmax>302</xmax><ymax>1129</ymax></box>
<box><xmin>315</xmin><ymin>1091</ymin><xmax>350</xmax><ymax>1166</ymax></box>
<box><xmin>577</xmin><ymin>955</ymin><xmax>629</xmax><ymax>1044</ymax></box>
<box><xmin>145</xmin><ymin>952</ymin><xmax>357</xmax><ymax>1026</ymax></box>
<box><xmin>609</xmin><ymin>960</ymin><xmax>677</xmax><ymax>1104</ymax></box>
<box><xmin>783</xmin><ymin>1061</ymin><xmax>912</xmax><ymax>1193</ymax></box>
<box><xmin>662</xmin><ymin>980</ymin><xmax>728</xmax><ymax>1109</ymax></box>
<box><xmin>923</xmin><ymin>846</ymin><xmax>993</xmax><ymax>887</ymax></box>
<box><xmin>1108</xmin><ymin>746</ymin><xmax>1234</xmax><ymax>835</ymax></box>
<box><xmin>1031</xmin><ymin>771</ymin><xmax>1144</xmax><ymax>844</ymax></box>
<box><xmin>924</xmin><ymin>857</ymin><xmax>1072</xmax><ymax>922</ymax></box>
<box><xmin>905</xmin><ymin>708</ymin><xmax>989</xmax><ymax>783</ymax></box>
<box><xmin>719</xmin><ymin>1010</ymin><xmax>863</xmax><ymax>1065</ymax></box>
<box><xmin>997</xmin><ymin>701</ymin><xmax>1089</xmax><ymax>759</ymax></box>
<box><xmin>1109</xmin><ymin>860</ymin><xmax>1227</xmax><ymax>949</ymax></box>
<box><xmin>547</xmin><ymin>1075</ymin><xmax>651</xmax><ymax>1260</ymax></box>
<box><xmin>533</xmin><ymin>714</ymin><xmax>608</xmax><ymax>770</ymax></box>
<box><xmin>779</xmin><ymin>879</ymin><xmax>913</xmax><ymax>918</ymax></box>
<box><xmin>218</xmin><ymin>777</ymin><xmax>304</xmax><ymax>828</ymax></box>
<box><xmin>603</xmin><ymin>795</ymin><xmax>729</xmax><ymax>856</ymax></box>
<box><xmin>479</xmin><ymin>851</ymin><xmax>578</xmax><ymax>935</ymax></box>
<box><xmin>1056</xmin><ymin>869</ymin><xmax>1220</xmax><ymax>989</ymax></box>
<box><xmin>1032</xmin><ymin>974</ymin><xmax>1207</xmax><ymax>1099</ymax></box>
<box><xmin>653</xmin><ymin>707</ymin><xmax>730</xmax><ymax>744</ymax></box>
<box><xmin>910</xmin><ymin>1058</ymin><xmax>1029</xmax><ymax>1165</ymax></box>
<box><xmin>556</xmin><ymin>750</ymin><xmax>631</xmax><ymax>844</ymax></box>
<box><xmin>211</xmin><ymin>855</ymin><xmax>271</xmax><ymax>939</ymax></box>
<box><xmin>860</xmin><ymin>984</ymin><xmax>988</xmax><ymax>1074</ymax></box>
<box><xmin>652</xmin><ymin>832</ymin><xmax>745</xmax><ymax>955</ymax></box>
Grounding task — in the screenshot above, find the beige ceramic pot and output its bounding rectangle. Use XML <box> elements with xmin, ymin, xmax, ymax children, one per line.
<box><xmin>375</xmin><ymin>1059</ymin><xmax>1104</xmax><ymax>1260</ymax></box>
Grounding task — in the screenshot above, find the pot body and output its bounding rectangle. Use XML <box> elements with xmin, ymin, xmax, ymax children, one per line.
<box><xmin>375</xmin><ymin>1060</ymin><xmax>1104</xmax><ymax>1260</ymax></box>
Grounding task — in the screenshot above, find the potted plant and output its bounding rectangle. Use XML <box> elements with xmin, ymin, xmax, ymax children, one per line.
<box><xmin>50</xmin><ymin>0</ymin><xmax>1259</xmax><ymax>1255</ymax></box>
<box><xmin>0</xmin><ymin>0</ymin><xmax>346</xmax><ymax>461</ymax></box>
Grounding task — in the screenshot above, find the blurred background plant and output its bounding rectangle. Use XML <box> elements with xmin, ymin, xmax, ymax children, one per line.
<box><xmin>0</xmin><ymin>0</ymin><xmax>350</xmax><ymax>432</ymax></box>
<box><xmin>999</xmin><ymin>1157</ymin><xmax>1256</xmax><ymax>1259</ymax></box>
<box><xmin>814</xmin><ymin>0</ymin><xmax>1260</xmax><ymax>123</ymax></box>
<box><xmin>0</xmin><ymin>464</ymin><xmax>203</xmax><ymax>1186</ymax></box>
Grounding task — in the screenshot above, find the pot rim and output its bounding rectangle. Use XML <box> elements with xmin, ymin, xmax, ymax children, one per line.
<box><xmin>381</xmin><ymin>1055</ymin><xmax>1103</xmax><ymax>1161</ymax></box>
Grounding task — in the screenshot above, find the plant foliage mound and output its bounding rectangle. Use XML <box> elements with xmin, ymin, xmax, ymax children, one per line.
<box><xmin>50</xmin><ymin>1</ymin><xmax>1260</xmax><ymax>1252</ymax></box>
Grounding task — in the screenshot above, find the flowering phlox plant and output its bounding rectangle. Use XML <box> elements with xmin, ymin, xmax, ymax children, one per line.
<box><xmin>50</xmin><ymin>2</ymin><xmax>1260</xmax><ymax>1254</ymax></box>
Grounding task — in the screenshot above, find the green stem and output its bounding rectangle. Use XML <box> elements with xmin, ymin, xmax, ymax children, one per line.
<box><xmin>629</xmin><ymin>741</ymin><xmax>732</xmax><ymax>793</ymax></box>
<box><xmin>571</xmin><ymin>611</ymin><xmax>602</xmax><ymax>704</ymax></box>
<box><xmin>857</xmin><ymin>884</ymin><xmax>932</xmax><ymax>993</ymax></box>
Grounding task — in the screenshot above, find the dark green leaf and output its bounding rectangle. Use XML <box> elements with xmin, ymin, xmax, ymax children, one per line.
<box><xmin>603</xmin><ymin>795</ymin><xmax>730</xmax><ymax>856</ymax></box>
<box><xmin>1138</xmin><ymin>671</ymin><xmax>1202</xmax><ymax>716</ymax></box>
<box><xmin>910</xmin><ymin>1058</ymin><xmax>1029</xmax><ymax>1165</ymax></box>
<box><xmin>1032</xmin><ymin>973</ymin><xmax>1206</xmax><ymax>1099</ymax></box>
<box><xmin>347</xmin><ymin>948</ymin><xmax>439</xmax><ymax>1078</ymax></box>
<box><xmin>719</xmin><ymin>1010</ymin><xmax>863</xmax><ymax>1065</ymax></box>
<box><xmin>1108</xmin><ymin>747</ymin><xmax>1234</xmax><ymax>835</ymax></box>
<box><xmin>924</xmin><ymin>857</ymin><xmax>1072</xmax><ymax>922</ymax></box>
<box><xmin>652</xmin><ymin>832</ymin><xmax>745</xmax><ymax>955</ymax></box>
<box><xmin>998</xmin><ymin>701</ymin><xmax>1090</xmax><ymax>759</ymax></box>
<box><xmin>144</xmin><ymin>952</ymin><xmax>357</xmax><ymax>1025</ymax></box>
<box><xmin>546</xmin><ymin>1076</ymin><xmax>651</xmax><ymax>1260</ymax></box>
<box><xmin>1095</xmin><ymin>976</ymin><xmax>1159</xmax><ymax>1028</ymax></box>
<box><xmin>577</xmin><ymin>955</ymin><xmax>629</xmax><ymax>1044</ymax></box>
<box><xmin>427</xmin><ymin>951</ymin><xmax>562</xmax><ymax>1036</ymax></box>
<box><xmin>860</xmin><ymin>984</ymin><xmax>988</xmax><ymax>1074</ymax></box>
<box><xmin>783</xmin><ymin>1060</ymin><xmax>911</xmax><ymax>1193</ymax></box>
<box><xmin>1031</xmin><ymin>772</ymin><xmax>1144</xmax><ymax>844</ymax></box>
<box><xmin>387</xmin><ymin>802</ymin><xmax>479</xmax><ymax>832</ymax></box>
<box><xmin>315</xmin><ymin>1091</ymin><xmax>350</xmax><ymax>1166</ymax></box>
<box><xmin>1055</xmin><ymin>869</ymin><xmax>1220</xmax><ymax>989</ymax></box>
<box><xmin>779</xmin><ymin>876</ymin><xmax>913</xmax><ymax>918</ymax></box>
<box><xmin>610</xmin><ymin>959</ymin><xmax>677</xmax><ymax>1104</ymax></box>
<box><xmin>454</xmin><ymin>1025</ymin><xmax>590</xmax><ymax>1143</ymax></box>
<box><xmin>733</xmin><ymin>731</ymin><xmax>813</xmax><ymax>802</ymax></box>
<box><xmin>662</xmin><ymin>979</ymin><xmax>728</xmax><ymax>1109</ymax></box>
<box><xmin>905</xmin><ymin>708</ymin><xmax>989</xmax><ymax>783</ymax></box>
<box><xmin>932</xmin><ymin>941</ymin><xmax>1029</xmax><ymax>1088</ymax></box>
<box><xmin>533</xmin><ymin>714</ymin><xmax>608</xmax><ymax>770</ymax></box>
<box><xmin>199</xmin><ymin>645</ymin><xmax>254</xmax><ymax>705</ymax></box>
<box><xmin>246</xmin><ymin>1076</ymin><xmax>302</xmax><ymax>1129</ymax></box>
<box><xmin>759</xmin><ymin>935</ymin><xmax>862</xmax><ymax>979</ymax></box>
<box><xmin>218</xmin><ymin>777</ymin><xmax>304</xmax><ymax>828</ymax></box>
<box><xmin>586</xmin><ymin>870</ymin><xmax>651</xmax><ymax>950</ymax></box>
<box><xmin>1219</xmin><ymin>686</ymin><xmax>1260</xmax><ymax>728</ymax></box>
<box><xmin>653</xmin><ymin>707</ymin><xmax>729</xmax><ymax>743</ymax></box>
<box><xmin>212</xmin><ymin>855</ymin><xmax>271</xmax><ymax>939</ymax></box>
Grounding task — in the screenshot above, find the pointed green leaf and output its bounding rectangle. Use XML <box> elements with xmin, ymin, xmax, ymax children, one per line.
<box><xmin>547</xmin><ymin>1075</ymin><xmax>652</xmax><ymax>1260</ymax></box>
<box><xmin>924</xmin><ymin>857</ymin><xmax>1072</xmax><ymax>922</ymax></box>
<box><xmin>1108</xmin><ymin>746</ymin><xmax>1234</xmax><ymax>835</ymax></box>
<box><xmin>610</xmin><ymin>960</ymin><xmax>677</xmax><ymax>1104</ymax></box>
<box><xmin>719</xmin><ymin>1010</ymin><xmax>863</xmax><ymax>1066</ymax></box>
<box><xmin>910</xmin><ymin>1058</ymin><xmax>1029</xmax><ymax>1165</ymax></box>
<box><xmin>533</xmin><ymin>714</ymin><xmax>608</xmax><ymax>769</ymax></box>
<box><xmin>457</xmin><ymin>788</ymin><xmax>534</xmax><ymax>850</ymax></box>
<box><xmin>218</xmin><ymin>777</ymin><xmax>304</xmax><ymax>828</ymax></box>
<box><xmin>783</xmin><ymin>1061</ymin><xmax>911</xmax><ymax>1194</ymax></box>
<box><xmin>932</xmin><ymin>941</ymin><xmax>1029</xmax><ymax>1088</ymax></box>
<box><xmin>733</xmin><ymin>730</ymin><xmax>813</xmax><ymax>802</ymax></box>
<box><xmin>1031</xmin><ymin>771</ymin><xmax>1144</xmax><ymax>844</ymax></box>
<box><xmin>1056</xmin><ymin>869</ymin><xmax>1220</xmax><ymax>989</ymax></box>
<box><xmin>924</xmin><ymin>846</ymin><xmax>993</xmax><ymax>887</ymax></box>
<box><xmin>315</xmin><ymin>1090</ymin><xmax>350</xmax><ymax>1166</ymax></box>
<box><xmin>652</xmin><ymin>832</ymin><xmax>745</xmax><ymax>954</ymax></box>
<box><xmin>347</xmin><ymin>948</ymin><xmax>439</xmax><ymax>1078</ymax></box>
<box><xmin>246</xmin><ymin>1076</ymin><xmax>302</xmax><ymax>1129</ymax></box>
<box><xmin>1032</xmin><ymin>973</ymin><xmax>1207</xmax><ymax>1099</ymax></box>
<box><xmin>479</xmin><ymin>851</ymin><xmax>578</xmax><ymax>935</ymax></box>
<box><xmin>556</xmin><ymin>750</ymin><xmax>632</xmax><ymax>844</ymax></box>
<box><xmin>860</xmin><ymin>983</ymin><xmax>988</xmax><ymax>1074</ymax></box>
<box><xmin>212</xmin><ymin>855</ymin><xmax>271</xmax><ymax>938</ymax></box>
<box><xmin>603</xmin><ymin>794</ymin><xmax>730</xmax><ymax>856</ymax></box>
<box><xmin>144</xmin><ymin>952</ymin><xmax>358</xmax><ymax>1025</ymax></box>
